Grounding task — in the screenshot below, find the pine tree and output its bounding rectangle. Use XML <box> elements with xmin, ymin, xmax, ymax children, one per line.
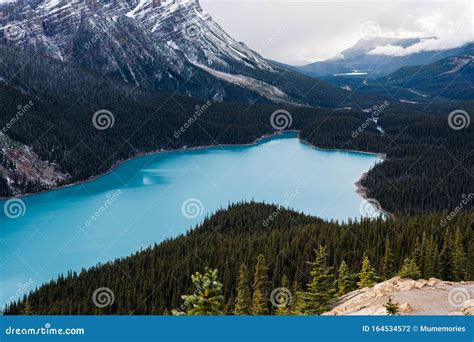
<box><xmin>275</xmin><ymin>274</ymin><xmax>292</xmax><ymax>315</ymax></box>
<box><xmin>451</xmin><ymin>227</ymin><xmax>467</xmax><ymax>281</ymax></box>
<box><xmin>384</xmin><ymin>296</ymin><xmax>400</xmax><ymax>315</ymax></box>
<box><xmin>438</xmin><ymin>228</ymin><xmax>453</xmax><ymax>280</ymax></box>
<box><xmin>337</xmin><ymin>261</ymin><xmax>351</xmax><ymax>297</ymax></box>
<box><xmin>381</xmin><ymin>239</ymin><xmax>394</xmax><ymax>280</ymax></box>
<box><xmin>21</xmin><ymin>299</ymin><xmax>33</xmax><ymax>315</ymax></box>
<box><xmin>173</xmin><ymin>268</ymin><xmax>224</xmax><ymax>315</ymax></box>
<box><xmin>357</xmin><ymin>255</ymin><xmax>376</xmax><ymax>288</ymax></box>
<box><xmin>296</xmin><ymin>246</ymin><xmax>335</xmax><ymax>315</ymax></box>
<box><xmin>398</xmin><ymin>258</ymin><xmax>421</xmax><ymax>279</ymax></box>
<box><xmin>234</xmin><ymin>263</ymin><xmax>251</xmax><ymax>315</ymax></box>
<box><xmin>251</xmin><ymin>254</ymin><xmax>269</xmax><ymax>315</ymax></box>
<box><xmin>290</xmin><ymin>279</ymin><xmax>302</xmax><ymax>315</ymax></box>
<box><xmin>423</xmin><ymin>235</ymin><xmax>437</xmax><ymax>278</ymax></box>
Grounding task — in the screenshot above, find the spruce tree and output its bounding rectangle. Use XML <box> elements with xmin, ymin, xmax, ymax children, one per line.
<box><xmin>173</xmin><ymin>268</ymin><xmax>224</xmax><ymax>315</ymax></box>
<box><xmin>296</xmin><ymin>246</ymin><xmax>335</xmax><ymax>315</ymax></box>
<box><xmin>251</xmin><ymin>254</ymin><xmax>269</xmax><ymax>315</ymax></box>
<box><xmin>234</xmin><ymin>263</ymin><xmax>251</xmax><ymax>315</ymax></box>
<box><xmin>451</xmin><ymin>227</ymin><xmax>467</xmax><ymax>281</ymax></box>
<box><xmin>381</xmin><ymin>239</ymin><xmax>394</xmax><ymax>280</ymax></box>
<box><xmin>275</xmin><ymin>274</ymin><xmax>292</xmax><ymax>315</ymax></box>
<box><xmin>337</xmin><ymin>260</ymin><xmax>351</xmax><ymax>297</ymax></box>
<box><xmin>384</xmin><ymin>296</ymin><xmax>400</xmax><ymax>315</ymax></box>
<box><xmin>291</xmin><ymin>279</ymin><xmax>302</xmax><ymax>315</ymax></box>
<box><xmin>357</xmin><ymin>255</ymin><xmax>376</xmax><ymax>288</ymax></box>
<box><xmin>21</xmin><ymin>299</ymin><xmax>33</xmax><ymax>315</ymax></box>
<box><xmin>438</xmin><ymin>228</ymin><xmax>453</xmax><ymax>280</ymax></box>
<box><xmin>398</xmin><ymin>258</ymin><xmax>421</xmax><ymax>279</ymax></box>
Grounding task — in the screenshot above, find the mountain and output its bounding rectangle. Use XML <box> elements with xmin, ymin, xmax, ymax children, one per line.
<box><xmin>378</xmin><ymin>43</ymin><xmax>474</xmax><ymax>100</ymax></box>
<box><xmin>295</xmin><ymin>37</ymin><xmax>468</xmax><ymax>78</ymax></box>
<box><xmin>0</xmin><ymin>0</ymin><xmax>348</xmax><ymax>107</ymax></box>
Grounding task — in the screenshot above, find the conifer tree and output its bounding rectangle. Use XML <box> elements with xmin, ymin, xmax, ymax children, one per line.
<box><xmin>234</xmin><ymin>263</ymin><xmax>251</xmax><ymax>315</ymax></box>
<box><xmin>451</xmin><ymin>227</ymin><xmax>467</xmax><ymax>281</ymax></box>
<box><xmin>438</xmin><ymin>228</ymin><xmax>453</xmax><ymax>280</ymax></box>
<box><xmin>296</xmin><ymin>246</ymin><xmax>335</xmax><ymax>315</ymax></box>
<box><xmin>251</xmin><ymin>254</ymin><xmax>269</xmax><ymax>315</ymax></box>
<box><xmin>384</xmin><ymin>296</ymin><xmax>400</xmax><ymax>315</ymax></box>
<box><xmin>381</xmin><ymin>239</ymin><xmax>394</xmax><ymax>280</ymax></box>
<box><xmin>398</xmin><ymin>258</ymin><xmax>421</xmax><ymax>279</ymax></box>
<box><xmin>21</xmin><ymin>299</ymin><xmax>33</xmax><ymax>315</ymax></box>
<box><xmin>423</xmin><ymin>235</ymin><xmax>438</xmax><ymax>278</ymax></box>
<box><xmin>173</xmin><ymin>268</ymin><xmax>224</xmax><ymax>315</ymax></box>
<box><xmin>275</xmin><ymin>274</ymin><xmax>292</xmax><ymax>315</ymax></box>
<box><xmin>357</xmin><ymin>255</ymin><xmax>376</xmax><ymax>288</ymax></box>
<box><xmin>337</xmin><ymin>260</ymin><xmax>351</xmax><ymax>297</ymax></box>
<box><xmin>291</xmin><ymin>279</ymin><xmax>302</xmax><ymax>315</ymax></box>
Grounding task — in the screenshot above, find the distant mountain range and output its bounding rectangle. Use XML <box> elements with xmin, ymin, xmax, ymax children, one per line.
<box><xmin>293</xmin><ymin>37</ymin><xmax>469</xmax><ymax>78</ymax></box>
<box><xmin>0</xmin><ymin>0</ymin><xmax>348</xmax><ymax>107</ymax></box>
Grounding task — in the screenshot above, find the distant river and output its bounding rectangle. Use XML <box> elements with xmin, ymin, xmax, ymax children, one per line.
<box><xmin>0</xmin><ymin>132</ymin><xmax>382</xmax><ymax>306</ymax></box>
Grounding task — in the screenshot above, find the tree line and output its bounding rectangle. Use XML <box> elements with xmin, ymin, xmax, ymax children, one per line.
<box><xmin>5</xmin><ymin>203</ymin><xmax>472</xmax><ymax>315</ymax></box>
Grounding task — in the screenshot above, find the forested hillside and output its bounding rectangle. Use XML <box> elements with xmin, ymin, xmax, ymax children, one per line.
<box><xmin>1</xmin><ymin>45</ymin><xmax>472</xmax><ymax>216</ymax></box>
<box><xmin>5</xmin><ymin>203</ymin><xmax>472</xmax><ymax>315</ymax></box>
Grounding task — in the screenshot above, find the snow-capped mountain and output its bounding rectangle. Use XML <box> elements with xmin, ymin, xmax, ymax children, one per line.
<box><xmin>296</xmin><ymin>37</ymin><xmax>468</xmax><ymax>78</ymax></box>
<box><xmin>0</xmin><ymin>0</ymin><xmax>346</xmax><ymax>107</ymax></box>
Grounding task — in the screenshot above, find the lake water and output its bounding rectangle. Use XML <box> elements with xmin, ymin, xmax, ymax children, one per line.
<box><xmin>0</xmin><ymin>133</ymin><xmax>382</xmax><ymax>306</ymax></box>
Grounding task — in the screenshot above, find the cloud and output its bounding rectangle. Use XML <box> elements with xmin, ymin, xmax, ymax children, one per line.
<box><xmin>200</xmin><ymin>0</ymin><xmax>473</xmax><ymax>65</ymax></box>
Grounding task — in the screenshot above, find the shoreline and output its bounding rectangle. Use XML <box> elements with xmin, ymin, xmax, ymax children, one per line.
<box><xmin>1</xmin><ymin>130</ymin><xmax>389</xmax><ymax>219</ymax></box>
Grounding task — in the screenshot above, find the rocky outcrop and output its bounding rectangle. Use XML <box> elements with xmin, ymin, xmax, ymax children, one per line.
<box><xmin>324</xmin><ymin>277</ymin><xmax>474</xmax><ymax>315</ymax></box>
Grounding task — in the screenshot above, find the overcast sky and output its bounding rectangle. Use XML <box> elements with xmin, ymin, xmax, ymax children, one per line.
<box><xmin>200</xmin><ymin>0</ymin><xmax>474</xmax><ymax>65</ymax></box>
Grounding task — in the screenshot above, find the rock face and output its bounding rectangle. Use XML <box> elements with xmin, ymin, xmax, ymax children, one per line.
<box><xmin>0</xmin><ymin>0</ymin><xmax>346</xmax><ymax>106</ymax></box>
<box><xmin>324</xmin><ymin>277</ymin><xmax>474</xmax><ymax>315</ymax></box>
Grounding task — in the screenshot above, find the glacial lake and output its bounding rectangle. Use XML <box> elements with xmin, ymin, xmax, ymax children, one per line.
<box><xmin>0</xmin><ymin>132</ymin><xmax>382</xmax><ymax>306</ymax></box>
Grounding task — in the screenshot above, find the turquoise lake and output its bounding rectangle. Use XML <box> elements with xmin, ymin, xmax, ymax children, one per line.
<box><xmin>0</xmin><ymin>133</ymin><xmax>382</xmax><ymax>306</ymax></box>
